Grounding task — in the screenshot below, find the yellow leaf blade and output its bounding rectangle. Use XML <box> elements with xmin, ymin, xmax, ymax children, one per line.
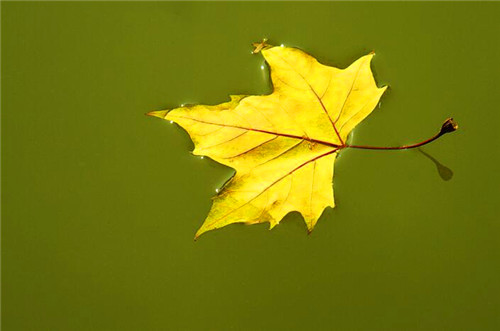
<box><xmin>149</xmin><ymin>45</ymin><xmax>386</xmax><ymax>238</ymax></box>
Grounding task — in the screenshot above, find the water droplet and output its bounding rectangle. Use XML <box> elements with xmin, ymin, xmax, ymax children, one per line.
<box><xmin>260</xmin><ymin>65</ymin><xmax>265</xmax><ymax>70</ymax></box>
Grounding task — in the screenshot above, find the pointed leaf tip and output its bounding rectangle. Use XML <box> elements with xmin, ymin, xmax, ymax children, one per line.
<box><xmin>146</xmin><ymin>110</ymin><xmax>169</xmax><ymax>119</ymax></box>
<box><xmin>252</xmin><ymin>38</ymin><xmax>271</xmax><ymax>54</ymax></box>
<box><xmin>194</xmin><ymin>227</ymin><xmax>206</xmax><ymax>240</ymax></box>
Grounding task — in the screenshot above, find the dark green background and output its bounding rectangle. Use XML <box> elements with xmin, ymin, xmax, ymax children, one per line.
<box><xmin>2</xmin><ymin>1</ymin><xmax>499</xmax><ymax>330</ymax></box>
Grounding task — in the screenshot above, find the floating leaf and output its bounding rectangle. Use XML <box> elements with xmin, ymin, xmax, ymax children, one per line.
<box><xmin>148</xmin><ymin>42</ymin><xmax>456</xmax><ymax>239</ymax></box>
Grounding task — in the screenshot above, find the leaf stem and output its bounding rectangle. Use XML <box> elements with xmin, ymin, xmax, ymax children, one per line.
<box><xmin>344</xmin><ymin>118</ymin><xmax>458</xmax><ymax>151</ymax></box>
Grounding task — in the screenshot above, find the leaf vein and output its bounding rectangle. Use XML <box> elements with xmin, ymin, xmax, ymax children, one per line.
<box><xmin>206</xmin><ymin>148</ymin><xmax>338</xmax><ymax>228</ymax></box>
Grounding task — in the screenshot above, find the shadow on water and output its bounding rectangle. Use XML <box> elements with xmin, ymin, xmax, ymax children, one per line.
<box><xmin>418</xmin><ymin>148</ymin><xmax>454</xmax><ymax>181</ymax></box>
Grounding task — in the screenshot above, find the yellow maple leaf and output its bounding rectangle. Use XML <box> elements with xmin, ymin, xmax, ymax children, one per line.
<box><xmin>149</xmin><ymin>44</ymin><xmax>387</xmax><ymax>238</ymax></box>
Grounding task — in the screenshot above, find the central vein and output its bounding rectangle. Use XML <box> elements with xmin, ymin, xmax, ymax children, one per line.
<box><xmin>171</xmin><ymin>115</ymin><xmax>343</xmax><ymax>148</ymax></box>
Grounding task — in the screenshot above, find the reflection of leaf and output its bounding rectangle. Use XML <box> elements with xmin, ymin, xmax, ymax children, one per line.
<box><xmin>148</xmin><ymin>45</ymin><xmax>386</xmax><ymax>238</ymax></box>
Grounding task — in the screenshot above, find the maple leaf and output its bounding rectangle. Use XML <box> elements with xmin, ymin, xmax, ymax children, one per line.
<box><xmin>148</xmin><ymin>43</ymin><xmax>387</xmax><ymax>238</ymax></box>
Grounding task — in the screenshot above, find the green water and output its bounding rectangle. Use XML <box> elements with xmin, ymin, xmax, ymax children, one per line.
<box><xmin>2</xmin><ymin>2</ymin><xmax>499</xmax><ymax>330</ymax></box>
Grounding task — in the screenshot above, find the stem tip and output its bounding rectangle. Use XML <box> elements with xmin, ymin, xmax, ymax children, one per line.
<box><xmin>439</xmin><ymin>118</ymin><xmax>459</xmax><ymax>136</ymax></box>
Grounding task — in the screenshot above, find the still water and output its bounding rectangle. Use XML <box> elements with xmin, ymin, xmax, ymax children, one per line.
<box><xmin>2</xmin><ymin>2</ymin><xmax>499</xmax><ymax>330</ymax></box>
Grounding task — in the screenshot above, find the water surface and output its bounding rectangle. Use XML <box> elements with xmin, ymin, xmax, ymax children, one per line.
<box><xmin>2</xmin><ymin>2</ymin><xmax>499</xmax><ymax>330</ymax></box>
